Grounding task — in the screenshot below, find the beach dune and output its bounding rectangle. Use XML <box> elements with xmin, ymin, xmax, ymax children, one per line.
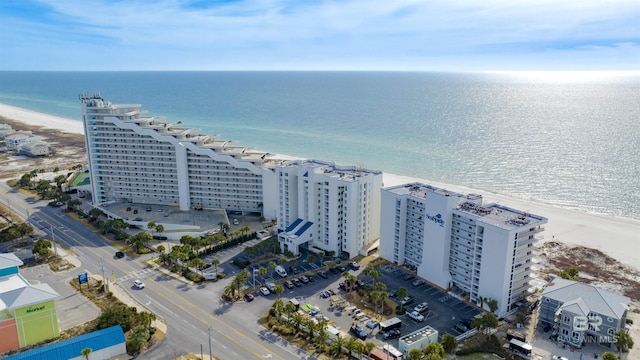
<box><xmin>1</xmin><ymin>102</ymin><xmax>639</xmax><ymax>271</ymax></box>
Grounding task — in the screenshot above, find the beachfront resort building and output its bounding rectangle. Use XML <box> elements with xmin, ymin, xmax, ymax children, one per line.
<box><xmin>0</xmin><ymin>253</ymin><xmax>60</xmax><ymax>354</ymax></box>
<box><xmin>379</xmin><ymin>182</ymin><xmax>547</xmax><ymax>317</ymax></box>
<box><xmin>276</xmin><ymin>160</ymin><xmax>382</xmax><ymax>257</ymax></box>
<box><xmin>80</xmin><ymin>94</ymin><xmax>286</xmax><ymax>216</ymax></box>
<box><xmin>539</xmin><ymin>277</ymin><xmax>629</xmax><ymax>349</ymax></box>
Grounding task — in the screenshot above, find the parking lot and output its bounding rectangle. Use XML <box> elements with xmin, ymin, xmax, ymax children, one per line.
<box><xmin>240</xmin><ymin>256</ymin><xmax>481</xmax><ymax>348</ymax></box>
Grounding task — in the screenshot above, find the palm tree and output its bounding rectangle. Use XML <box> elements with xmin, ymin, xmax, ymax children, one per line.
<box><xmin>407</xmin><ymin>349</ymin><xmax>423</xmax><ymax>360</ymax></box>
<box><xmin>477</xmin><ymin>295</ymin><xmax>487</xmax><ymax>310</ymax></box>
<box><xmin>304</xmin><ymin>318</ymin><xmax>316</xmax><ymax>340</ymax></box>
<box><xmin>315</xmin><ymin>327</ymin><xmax>330</xmax><ymax>348</ymax></box>
<box><xmin>271</xmin><ymin>298</ymin><xmax>284</xmax><ymax>319</ymax></box>
<box><xmin>268</xmin><ymin>261</ymin><xmax>276</xmax><ymax>278</ymax></box>
<box><xmin>331</xmin><ymin>334</ymin><xmax>345</xmax><ymax>358</ymax></box>
<box><xmin>307</xmin><ymin>254</ymin><xmax>316</xmax><ymax>265</ymax></box>
<box><xmin>155</xmin><ymin>224</ymin><xmax>164</xmax><ymax>238</ymax></box>
<box><xmin>211</xmin><ymin>258</ymin><xmax>220</xmax><ymax>275</ymax></box>
<box><xmin>258</xmin><ymin>267</ymin><xmax>267</xmax><ymax>284</ymax></box>
<box><xmin>487</xmin><ymin>298</ymin><xmax>499</xmax><ymax>314</ymax></box>
<box><xmin>369</xmin><ymin>269</ymin><xmax>380</xmax><ymax>287</ymax></box>
<box><xmin>614</xmin><ymin>330</ymin><xmax>634</xmax><ymax>355</ymax></box>
<box><xmin>81</xmin><ymin>347</ymin><xmax>92</xmax><ymax>360</ymax></box>
<box><xmin>397</xmin><ymin>287</ymin><xmax>408</xmax><ymax>312</ymax></box>
<box><xmin>364</xmin><ymin>341</ymin><xmax>376</xmax><ymax>356</ymax></box>
<box><xmin>273</xmin><ymin>285</ymin><xmax>284</xmax><ymax>298</ymax></box>
<box><xmin>291</xmin><ymin>312</ymin><xmax>305</xmax><ymax>333</ymax></box>
<box><xmin>378</xmin><ymin>291</ymin><xmax>389</xmax><ymax>316</ymax></box>
<box><xmin>344</xmin><ymin>337</ymin><xmax>358</xmax><ymax>357</ymax></box>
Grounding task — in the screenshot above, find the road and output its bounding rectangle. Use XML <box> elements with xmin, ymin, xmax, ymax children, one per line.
<box><xmin>0</xmin><ymin>182</ymin><xmax>316</xmax><ymax>360</ymax></box>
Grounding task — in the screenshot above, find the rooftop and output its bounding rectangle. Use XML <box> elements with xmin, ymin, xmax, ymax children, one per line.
<box><xmin>542</xmin><ymin>278</ymin><xmax>630</xmax><ymax>319</ymax></box>
<box><xmin>399</xmin><ymin>325</ymin><xmax>438</xmax><ymax>344</ymax></box>
<box><xmin>384</xmin><ymin>182</ymin><xmax>480</xmax><ymax>201</ymax></box>
<box><xmin>0</xmin><ymin>253</ymin><xmax>24</xmax><ymax>270</ymax></box>
<box><xmin>456</xmin><ymin>203</ymin><xmax>548</xmax><ymax>230</ymax></box>
<box><xmin>282</xmin><ymin>159</ymin><xmax>382</xmax><ymax>180</ymax></box>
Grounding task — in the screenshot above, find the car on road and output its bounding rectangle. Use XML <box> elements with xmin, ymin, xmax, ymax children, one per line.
<box><xmin>244</xmin><ymin>293</ymin><xmax>254</xmax><ymax>302</ymax></box>
<box><xmin>400</xmin><ymin>296</ymin><xmax>414</xmax><ymax>305</ymax></box>
<box><xmin>388</xmin><ymin>289</ymin><xmax>397</xmax><ymax>298</ymax></box>
<box><xmin>350</xmin><ymin>325</ymin><xmax>367</xmax><ymax>340</ymax></box>
<box><xmin>552</xmin><ymin>356</ymin><xmax>569</xmax><ymax>360</ymax></box>
<box><xmin>403</xmin><ymin>273</ymin><xmax>415</xmax><ymax>281</ymax></box>
<box><xmin>133</xmin><ymin>209</ymin><xmax>138</xmax><ymax>214</ymax></box>
<box><xmin>259</xmin><ymin>287</ymin><xmax>270</xmax><ymax>296</ymax></box>
<box><xmin>133</xmin><ymin>217</ymin><xmax>142</xmax><ymax>221</ymax></box>
<box><xmin>115</xmin><ymin>251</ymin><xmax>125</xmax><ymax>259</ymax></box>
<box><xmin>381</xmin><ymin>328</ymin><xmax>401</xmax><ymax>340</ymax></box>
<box><xmin>284</xmin><ymin>280</ymin><xmax>295</xmax><ymax>289</ymax></box>
<box><xmin>299</xmin><ymin>276</ymin><xmax>309</xmax><ymax>284</ymax></box>
<box><xmin>134</xmin><ymin>280</ymin><xmax>145</xmax><ymax>289</ymax></box>
<box><xmin>317</xmin><ymin>270</ymin><xmax>328</xmax><ymax>278</ymax></box>
<box><xmin>146</xmin><ymin>207</ymin><xmax>152</xmax><ymax>211</ymax></box>
<box><xmin>292</xmin><ymin>278</ymin><xmax>302</xmax><ymax>287</ymax></box>
<box><xmin>413</xmin><ymin>302</ymin><xmax>429</xmax><ymax>313</ymax></box>
<box><xmin>266</xmin><ymin>282</ymin><xmax>276</xmax><ymax>292</ymax></box>
<box><xmin>412</xmin><ymin>279</ymin><xmax>425</xmax><ymax>287</ymax></box>
<box><xmin>233</xmin><ymin>219</ymin><xmax>239</xmax><ymax>225</ymax></box>
<box><xmin>126</xmin><ymin>207</ymin><xmax>131</xmax><ymax>211</ymax></box>
<box><xmin>408</xmin><ymin>311</ymin><xmax>425</xmax><ymax>322</ymax></box>
<box><xmin>349</xmin><ymin>261</ymin><xmax>360</xmax><ymax>270</ymax></box>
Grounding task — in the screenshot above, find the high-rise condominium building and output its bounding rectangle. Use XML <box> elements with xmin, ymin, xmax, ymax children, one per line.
<box><xmin>80</xmin><ymin>94</ymin><xmax>283</xmax><ymax>216</ymax></box>
<box><xmin>277</xmin><ymin>160</ymin><xmax>382</xmax><ymax>257</ymax></box>
<box><xmin>380</xmin><ymin>183</ymin><xmax>547</xmax><ymax>316</ymax></box>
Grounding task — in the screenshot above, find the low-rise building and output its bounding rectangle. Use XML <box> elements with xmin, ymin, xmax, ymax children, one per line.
<box><xmin>0</xmin><ymin>124</ymin><xmax>13</xmax><ymax>139</ymax></box>
<box><xmin>0</xmin><ymin>254</ymin><xmax>60</xmax><ymax>354</ymax></box>
<box><xmin>539</xmin><ymin>277</ymin><xmax>629</xmax><ymax>349</ymax></box>
<box><xmin>19</xmin><ymin>141</ymin><xmax>50</xmax><ymax>156</ymax></box>
<box><xmin>4</xmin><ymin>131</ymin><xmax>40</xmax><ymax>150</ymax></box>
<box><xmin>398</xmin><ymin>325</ymin><xmax>439</xmax><ymax>354</ymax></box>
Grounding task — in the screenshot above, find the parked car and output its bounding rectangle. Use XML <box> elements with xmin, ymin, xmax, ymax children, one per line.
<box><xmin>320</xmin><ymin>290</ymin><xmax>332</xmax><ymax>298</ymax></box>
<box><xmin>350</xmin><ymin>325</ymin><xmax>367</xmax><ymax>340</ymax></box>
<box><xmin>115</xmin><ymin>251</ymin><xmax>125</xmax><ymax>259</ymax></box>
<box><xmin>366</xmin><ymin>320</ymin><xmax>379</xmax><ymax>329</ymax></box>
<box><xmin>339</xmin><ymin>281</ymin><xmax>359</xmax><ymax>291</ymax></box>
<box><xmin>307</xmin><ymin>275</ymin><xmax>315</xmax><ymax>282</ymax></box>
<box><xmin>454</xmin><ymin>322</ymin><xmax>470</xmax><ymax>333</ymax></box>
<box><xmin>133</xmin><ymin>280</ymin><xmax>145</xmax><ymax>289</ymax></box>
<box><xmin>233</xmin><ymin>219</ymin><xmax>239</xmax><ymax>225</ymax></box>
<box><xmin>259</xmin><ymin>287</ymin><xmax>270</xmax><ymax>296</ymax></box>
<box><xmin>349</xmin><ymin>261</ymin><xmax>360</xmax><ymax>270</ymax></box>
<box><xmin>329</xmin><ymin>267</ymin><xmax>340</xmax><ymax>274</ymax></box>
<box><xmin>337</xmin><ymin>265</ymin><xmax>347</xmax><ymax>272</ymax></box>
<box><xmin>382</xmin><ymin>328</ymin><xmax>401</xmax><ymax>340</ymax></box>
<box><xmin>412</xmin><ymin>279</ymin><xmax>425</xmax><ymax>287</ymax></box>
<box><xmin>388</xmin><ymin>289</ymin><xmax>397</xmax><ymax>298</ymax></box>
<box><xmin>403</xmin><ymin>273</ymin><xmax>415</xmax><ymax>281</ymax></box>
<box><xmin>413</xmin><ymin>302</ymin><xmax>429</xmax><ymax>313</ymax></box>
<box><xmin>299</xmin><ymin>276</ymin><xmax>309</xmax><ymax>284</ymax></box>
<box><xmin>292</xmin><ymin>278</ymin><xmax>302</xmax><ymax>287</ymax></box>
<box><xmin>317</xmin><ymin>270</ymin><xmax>329</xmax><ymax>278</ymax></box>
<box><xmin>552</xmin><ymin>356</ymin><xmax>569</xmax><ymax>360</ymax></box>
<box><xmin>244</xmin><ymin>293</ymin><xmax>254</xmax><ymax>302</ymax></box>
<box><xmin>284</xmin><ymin>281</ymin><xmax>295</xmax><ymax>289</ymax></box>
<box><xmin>266</xmin><ymin>282</ymin><xmax>276</xmax><ymax>292</ymax></box>
<box><xmin>400</xmin><ymin>296</ymin><xmax>414</xmax><ymax>305</ymax></box>
<box><xmin>408</xmin><ymin>311</ymin><xmax>425</xmax><ymax>322</ymax></box>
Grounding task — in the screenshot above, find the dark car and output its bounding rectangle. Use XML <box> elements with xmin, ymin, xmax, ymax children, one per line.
<box><xmin>292</xmin><ymin>278</ymin><xmax>302</xmax><ymax>287</ymax></box>
<box><xmin>289</xmin><ymin>266</ymin><xmax>300</xmax><ymax>275</ymax></box>
<box><xmin>403</xmin><ymin>273</ymin><xmax>415</xmax><ymax>281</ymax></box>
<box><xmin>115</xmin><ymin>251</ymin><xmax>125</xmax><ymax>259</ymax></box>
<box><xmin>382</xmin><ymin>328</ymin><xmax>401</xmax><ymax>340</ymax></box>
<box><xmin>307</xmin><ymin>275</ymin><xmax>315</xmax><ymax>282</ymax></box>
<box><xmin>350</xmin><ymin>325</ymin><xmax>367</xmax><ymax>340</ymax></box>
<box><xmin>454</xmin><ymin>322</ymin><xmax>469</xmax><ymax>333</ymax></box>
<box><xmin>329</xmin><ymin>267</ymin><xmax>339</xmax><ymax>274</ymax></box>
<box><xmin>337</xmin><ymin>266</ymin><xmax>347</xmax><ymax>272</ymax></box>
<box><xmin>317</xmin><ymin>270</ymin><xmax>329</xmax><ymax>278</ymax></box>
<box><xmin>388</xmin><ymin>289</ymin><xmax>397</xmax><ymax>298</ymax></box>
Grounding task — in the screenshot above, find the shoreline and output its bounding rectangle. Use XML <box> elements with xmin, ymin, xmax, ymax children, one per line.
<box><xmin>1</xmin><ymin>102</ymin><xmax>639</xmax><ymax>271</ymax></box>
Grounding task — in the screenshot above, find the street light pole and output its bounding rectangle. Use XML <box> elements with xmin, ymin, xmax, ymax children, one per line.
<box><xmin>208</xmin><ymin>327</ymin><xmax>212</xmax><ymax>360</ymax></box>
<box><xmin>50</xmin><ymin>223</ymin><xmax>58</xmax><ymax>256</ymax></box>
<box><xmin>100</xmin><ymin>258</ymin><xmax>108</xmax><ymax>293</ymax></box>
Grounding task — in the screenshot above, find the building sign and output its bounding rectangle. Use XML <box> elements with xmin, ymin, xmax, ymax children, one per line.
<box><xmin>426</xmin><ymin>213</ymin><xmax>445</xmax><ymax>227</ymax></box>
<box><xmin>78</xmin><ymin>272</ymin><xmax>88</xmax><ymax>284</ymax></box>
<box><xmin>26</xmin><ymin>305</ymin><xmax>45</xmax><ymax>313</ymax></box>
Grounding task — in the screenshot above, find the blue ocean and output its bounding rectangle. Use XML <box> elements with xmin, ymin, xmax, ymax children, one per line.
<box><xmin>0</xmin><ymin>71</ymin><xmax>638</xmax><ymax>221</ymax></box>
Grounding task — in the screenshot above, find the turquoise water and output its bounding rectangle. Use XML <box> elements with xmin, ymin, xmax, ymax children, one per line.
<box><xmin>0</xmin><ymin>71</ymin><xmax>638</xmax><ymax>220</ymax></box>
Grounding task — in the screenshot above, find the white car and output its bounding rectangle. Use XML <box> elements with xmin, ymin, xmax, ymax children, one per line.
<box><xmin>266</xmin><ymin>282</ymin><xmax>276</xmax><ymax>292</ymax></box>
<box><xmin>259</xmin><ymin>287</ymin><xmax>271</xmax><ymax>296</ymax></box>
<box><xmin>552</xmin><ymin>357</ymin><xmax>569</xmax><ymax>360</ymax></box>
<box><xmin>134</xmin><ymin>279</ymin><xmax>145</xmax><ymax>289</ymax></box>
<box><xmin>408</xmin><ymin>311</ymin><xmax>425</xmax><ymax>322</ymax></box>
<box><xmin>414</xmin><ymin>302</ymin><xmax>429</xmax><ymax>313</ymax></box>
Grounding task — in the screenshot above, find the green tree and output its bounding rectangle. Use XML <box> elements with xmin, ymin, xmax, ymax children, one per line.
<box><xmin>291</xmin><ymin>312</ymin><xmax>305</xmax><ymax>332</ymax></box>
<box><xmin>126</xmin><ymin>325</ymin><xmax>150</xmax><ymax>353</ymax></box>
<box><xmin>424</xmin><ymin>353</ymin><xmax>442</xmax><ymax>360</ymax></box>
<box><xmin>331</xmin><ymin>334</ymin><xmax>345</xmax><ymax>357</ymax></box>
<box><xmin>441</xmin><ymin>333</ymin><xmax>457</xmax><ymax>353</ymax></box>
<box><xmin>127</xmin><ymin>232</ymin><xmax>152</xmax><ymax>253</ymax></box>
<box><xmin>487</xmin><ymin>298</ymin><xmax>499</xmax><ymax>314</ymax></box>
<box><xmin>515</xmin><ymin>312</ymin><xmax>527</xmax><ymax>326</ymax></box>
<box><xmin>407</xmin><ymin>348</ymin><xmax>424</xmax><ymax>360</ymax></box>
<box><xmin>306</xmin><ymin>254</ymin><xmax>316</xmax><ymax>265</ymax></box>
<box><xmin>477</xmin><ymin>295</ymin><xmax>487</xmax><ymax>309</ymax></box>
<box><xmin>32</xmin><ymin>239</ymin><xmax>52</xmax><ymax>259</ymax></box>
<box><xmin>258</xmin><ymin>267</ymin><xmax>267</xmax><ymax>284</ymax></box>
<box><xmin>423</xmin><ymin>342</ymin><xmax>446</xmax><ymax>358</ymax></box>
<box><xmin>614</xmin><ymin>330</ymin><xmax>634</xmax><ymax>354</ymax></box>
<box><xmin>211</xmin><ymin>258</ymin><xmax>221</xmax><ymax>275</ymax></box>
<box><xmin>368</xmin><ymin>269</ymin><xmax>380</xmax><ymax>287</ymax></box>
<box><xmin>273</xmin><ymin>285</ymin><xmax>285</xmax><ymax>298</ymax></box>
<box><xmin>602</xmin><ymin>352</ymin><xmax>618</xmax><ymax>360</ymax></box>
<box><xmin>81</xmin><ymin>347</ymin><xmax>92</xmax><ymax>360</ymax></box>
<box><xmin>155</xmin><ymin>224</ymin><xmax>164</xmax><ymax>238</ymax></box>
<box><xmin>364</xmin><ymin>341</ymin><xmax>376</xmax><ymax>356</ymax></box>
<box><xmin>344</xmin><ymin>337</ymin><xmax>358</xmax><ymax>357</ymax></box>
<box><xmin>156</xmin><ymin>245</ymin><xmax>166</xmax><ymax>254</ymax></box>
<box><xmin>268</xmin><ymin>261</ymin><xmax>276</xmax><ymax>278</ymax></box>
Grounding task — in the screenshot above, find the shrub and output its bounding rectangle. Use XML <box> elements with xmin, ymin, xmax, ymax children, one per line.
<box><xmin>626</xmin><ymin>318</ymin><xmax>633</xmax><ymax>325</ymax></box>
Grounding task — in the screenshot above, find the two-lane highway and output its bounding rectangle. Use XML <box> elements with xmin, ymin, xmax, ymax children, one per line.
<box><xmin>1</xmin><ymin>183</ymin><xmax>316</xmax><ymax>360</ymax></box>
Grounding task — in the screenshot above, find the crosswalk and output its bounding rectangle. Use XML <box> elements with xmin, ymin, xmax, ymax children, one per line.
<box><xmin>115</xmin><ymin>268</ymin><xmax>155</xmax><ymax>283</ymax></box>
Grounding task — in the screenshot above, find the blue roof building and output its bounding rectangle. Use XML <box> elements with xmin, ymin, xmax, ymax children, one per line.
<box><xmin>5</xmin><ymin>325</ymin><xmax>126</xmax><ymax>360</ymax></box>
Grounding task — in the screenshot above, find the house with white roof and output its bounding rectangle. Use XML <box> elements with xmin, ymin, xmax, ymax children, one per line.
<box><xmin>539</xmin><ymin>277</ymin><xmax>629</xmax><ymax>349</ymax></box>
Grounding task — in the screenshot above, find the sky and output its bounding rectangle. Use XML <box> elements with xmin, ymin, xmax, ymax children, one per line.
<box><xmin>0</xmin><ymin>0</ymin><xmax>639</xmax><ymax>71</ymax></box>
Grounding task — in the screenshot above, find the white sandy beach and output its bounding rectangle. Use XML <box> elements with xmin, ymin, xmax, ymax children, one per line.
<box><xmin>1</xmin><ymin>102</ymin><xmax>639</xmax><ymax>271</ymax></box>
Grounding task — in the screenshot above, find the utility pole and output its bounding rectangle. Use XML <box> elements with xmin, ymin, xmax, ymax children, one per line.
<box><xmin>100</xmin><ymin>258</ymin><xmax>108</xmax><ymax>293</ymax></box>
<box><xmin>208</xmin><ymin>327</ymin><xmax>212</xmax><ymax>360</ymax></box>
<box><xmin>50</xmin><ymin>223</ymin><xmax>58</xmax><ymax>256</ymax></box>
